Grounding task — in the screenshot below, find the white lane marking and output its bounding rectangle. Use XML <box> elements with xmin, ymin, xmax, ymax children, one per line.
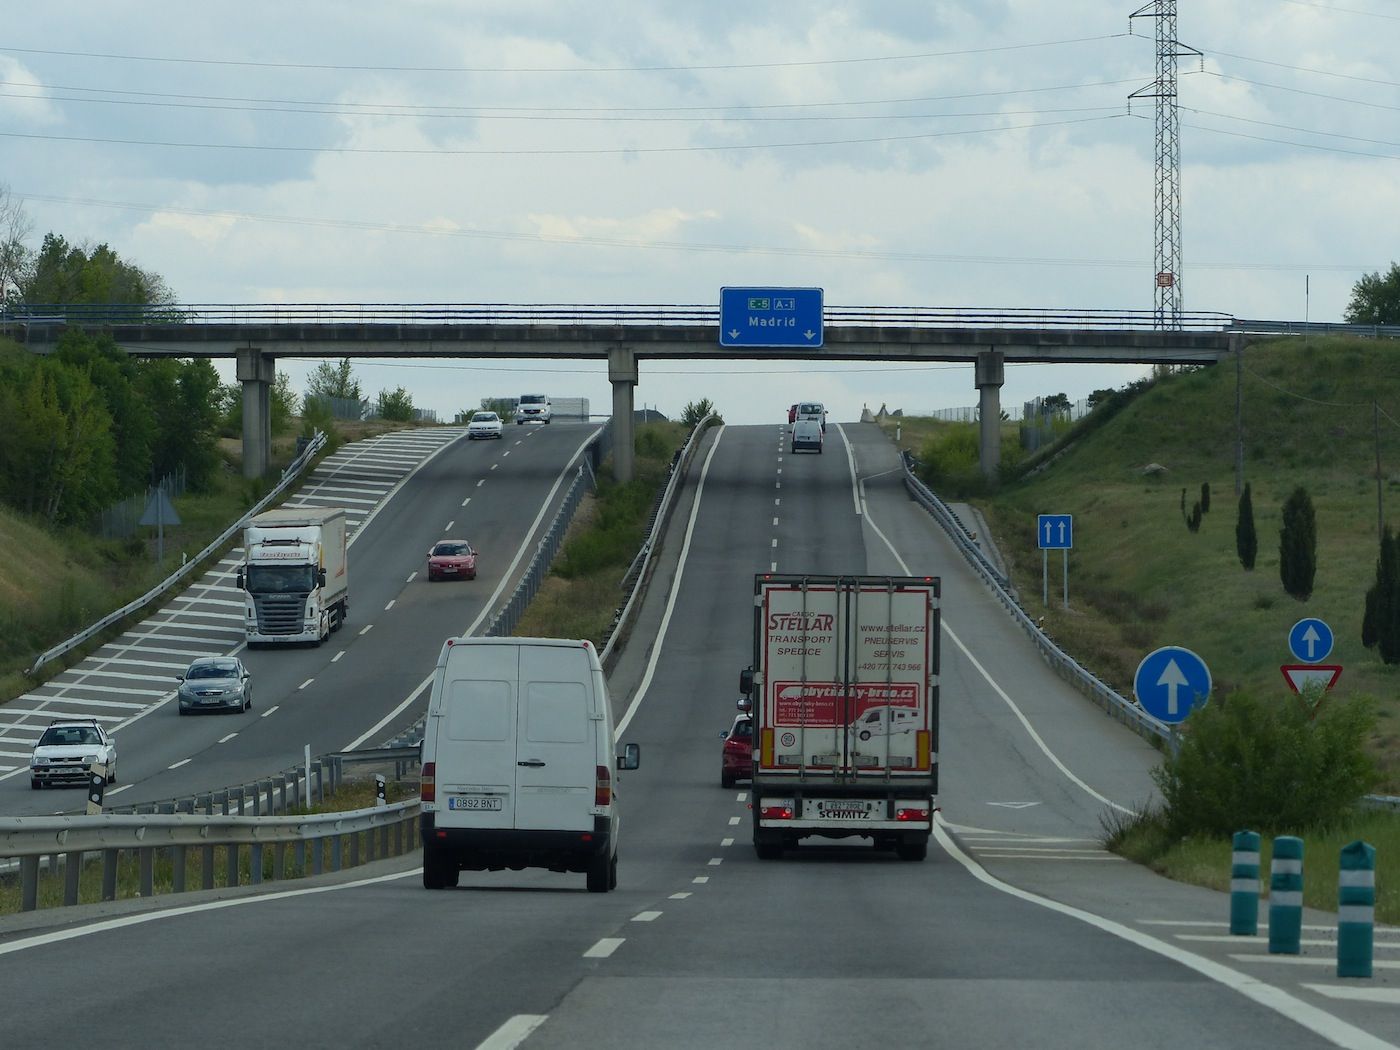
<box><xmin>707</xmin><ymin>857</ymin><xmax>722</xmax><ymax>866</ymax></box>
<box><xmin>344</xmin><ymin>428</ymin><xmax>605</xmax><ymax>750</ymax></box>
<box><xmin>775</xmin><ymin>481</ymin><xmax>780</xmax><ymax>489</ymax></box>
<box><xmin>384</xmin><ymin>600</ymin><xmax>396</xmax><ymax>611</ymax></box>
<box><xmin>833</xmin><ymin>422</ymin><xmax>862</xmax><ymax>517</ymax></box>
<box><xmin>736</xmin><ymin>792</ymin><xmax>747</xmax><ymax>802</ymax></box>
<box><xmin>1304</xmin><ymin>986</ymin><xmax>1400</xmax><ymax>1005</ymax></box>
<box><xmin>632</xmin><ymin>911</ymin><xmax>662</xmax><ymax>922</ymax></box>
<box><xmin>776</xmin><ymin>468</ymin><xmax>782</xmax><ymax>475</ymax></box>
<box><xmin>771</xmin><ymin>538</ymin><xmax>777</xmax><ymax>548</ymax></box>
<box><xmin>616</xmin><ymin>428</ymin><xmax>725</xmax><ymax>738</ymax></box>
<box><xmin>774</xmin><ymin>498</ymin><xmax>780</xmax><ymax>506</ymax></box>
<box><xmin>359</xmin><ymin>625</ymin><xmax>373</xmax><ymax>636</ymax></box>
<box><xmin>772</xmin><ymin>517</ymin><xmax>778</xmax><ymax>526</ymax></box>
<box><xmin>1184</xmin><ymin>936</ymin><xmax>1400</xmax><ymax>949</ymax></box>
<box><xmin>0</xmin><ymin>869</ymin><xmax>418</xmax><ymax>958</ymax></box>
<box><xmin>476</xmin><ymin>1015</ymin><xmax>548</xmax><ymax>1050</ymax></box>
<box><xmin>490</xmin><ymin>463</ymin><xmax>499</xmax><ymax>471</ymax></box>
<box><xmin>514</xmin><ymin>440</ymin><xmax>524</xmax><ymax>447</ymax></box>
<box><xmin>477</xmin><ymin>479</ymin><xmax>485</xmax><ymax>488</ymax></box>
<box><xmin>405</xmin><ymin>571</ymin><xmax>418</xmax><ymax>583</ymax></box>
<box><xmin>770</xmin><ymin>562</ymin><xmax>777</xmax><ymax>572</ymax></box>
<box><xmin>218</xmin><ymin>733</ymin><xmax>238</xmax><ymax>744</ymax></box>
<box><xmin>858</xmin><ymin>478</ymin><xmax>1131</xmax><ymax>815</ymax></box>
<box><xmin>298</xmin><ymin>679</ymin><xmax>314</xmax><ymax>690</ymax></box>
<box><xmin>583</xmin><ymin>938</ymin><xmax>624</xmax><ymax>959</ymax></box>
<box><xmin>692</xmin><ymin>876</ymin><xmax>709</xmax><ymax>884</ymax></box>
<box><xmin>933</xmin><ymin>822</ymin><xmax>1398</xmax><ymax>1050</ymax></box>
<box><xmin>461</xmin><ymin>497</ymin><xmax>471</xmax><ymax>507</ymax></box>
<box><xmin>728</xmin><ymin>816</ymin><xmax>741</xmax><ymax>825</ymax></box>
<box><xmin>332</xmin><ymin>651</ymin><xmax>345</xmax><ymax>663</ymax></box>
<box><xmin>168</xmin><ymin>758</ymin><xmax>191</xmax><ymax>769</ymax></box>
<box><xmin>502</xmin><ymin>450</ymin><xmax>510</xmax><ymax>458</ymax></box>
<box><xmin>261</xmin><ymin>705</ymin><xmax>279</xmax><ymax>718</ymax></box>
<box><xmin>1232</xmin><ymin>955</ymin><xmax>1400</xmax><ymax>970</ymax></box>
<box><xmin>721</xmin><ymin>838</ymin><xmax>734</xmax><ymax>847</ymax></box>
<box><xmin>444</xmin><ymin>521</ymin><xmax>454</xmax><ymax>532</ymax></box>
<box><xmin>669</xmin><ymin>892</ymin><xmax>692</xmax><ymax>900</ymax></box>
<box><xmin>106</xmin><ymin>784</ymin><xmax>131</xmax><ymax>796</ymax></box>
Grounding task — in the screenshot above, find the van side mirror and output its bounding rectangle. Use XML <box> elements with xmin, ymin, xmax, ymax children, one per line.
<box><xmin>318</xmin><ymin>569</ymin><xmax>327</xmax><ymax>588</ymax></box>
<box><xmin>616</xmin><ymin>742</ymin><xmax>640</xmax><ymax>771</ymax></box>
<box><xmin>739</xmin><ymin>667</ymin><xmax>753</xmax><ymax>694</ymax></box>
<box><xmin>236</xmin><ymin>571</ymin><xmax>244</xmax><ymax>589</ymax></box>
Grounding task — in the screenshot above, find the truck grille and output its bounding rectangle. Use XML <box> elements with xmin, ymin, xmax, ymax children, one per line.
<box><xmin>254</xmin><ymin>593</ymin><xmax>308</xmax><ymax>635</ymax></box>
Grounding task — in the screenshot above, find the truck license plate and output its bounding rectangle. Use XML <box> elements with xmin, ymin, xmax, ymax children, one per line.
<box><xmin>820</xmin><ymin>800</ymin><xmax>869</xmax><ymax>818</ymax></box>
<box><xmin>448</xmin><ymin>796</ymin><xmax>502</xmax><ymax>811</ymax></box>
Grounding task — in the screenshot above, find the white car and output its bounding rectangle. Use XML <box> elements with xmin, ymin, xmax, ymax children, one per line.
<box><xmin>516</xmin><ymin>394</ymin><xmax>552</xmax><ymax>424</ymax></box>
<box><xmin>467</xmin><ymin>411</ymin><xmax>504</xmax><ymax>440</ymax></box>
<box><xmin>30</xmin><ymin>719</ymin><xmax>117</xmax><ymax>789</ymax></box>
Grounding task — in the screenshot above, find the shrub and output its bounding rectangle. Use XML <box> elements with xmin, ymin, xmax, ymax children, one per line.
<box><xmin>1152</xmin><ymin>688</ymin><xmax>1377</xmax><ymax>838</ymax></box>
<box><xmin>917</xmin><ymin>424</ymin><xmax>988</xmax><ymax>496</ymax></box>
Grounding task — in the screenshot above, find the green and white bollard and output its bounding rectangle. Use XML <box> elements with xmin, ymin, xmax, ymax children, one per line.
<box><xmin>1268</xmin><ymin>835</ymin><xmax>1304</xmax><ymax>955</ymax></box>
<box><xmin>1230</xmin><ymin>830</ymin><xmax>1261</xmax><ymax>935</ymax></box>
<box><xmin>1337</xmin><ymin>840</ymin><xmax>1375</xmax><ymax>979</ymax></box>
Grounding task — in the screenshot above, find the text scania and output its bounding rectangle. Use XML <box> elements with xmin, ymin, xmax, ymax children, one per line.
<box><xmin>767</xmin><ymin>613</ymin><xmax>835</xmax><ymax>633</ymax></box>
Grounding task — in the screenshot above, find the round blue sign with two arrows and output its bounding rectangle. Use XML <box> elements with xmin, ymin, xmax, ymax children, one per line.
<box><xmin>1134</xmin><ymin>646</ymin><xmax>1212</xmax><ymax>724</ymax></box>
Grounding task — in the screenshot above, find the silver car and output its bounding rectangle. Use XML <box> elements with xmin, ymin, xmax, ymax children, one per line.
<box><xmin>177</xmin><ymin>656</ymin><xmax>253</xmax><ymax>715</ymax></box>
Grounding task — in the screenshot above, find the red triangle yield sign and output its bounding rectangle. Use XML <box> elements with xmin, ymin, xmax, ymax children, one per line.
<box><xmin>1280</xmin><ymin>665</ymin><xmax>1343</xmax><ymax>693</ymax></box>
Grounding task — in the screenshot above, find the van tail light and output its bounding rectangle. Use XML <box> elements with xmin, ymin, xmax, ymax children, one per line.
<box><xmin>420</xmin><ymin>762</ymin><xmax>435</xmax><ymax>803</ymax></box>
<box><xmin>595</xmin><ymin>766</ymin><xmax>612</xmax><ymax>806</ymax></box>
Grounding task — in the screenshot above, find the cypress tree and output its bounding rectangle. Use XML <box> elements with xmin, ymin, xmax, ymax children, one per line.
<box><xmin>1279</xmin><ymin>486</ymin><xmax>1317</xmax><ymax>601</ymax></box>
<box><xmin>1236</xmin><ymin>483</ymin><xmax>1257</xmax><ymax>570</ymax></box>
<box><xmin>1377</xmin><ymin>528</ymin><xmax>1400</xmax><ymax>664</ymax></box>
<box><xmin>1201</xmin><ymin>481</ymin><xmax>1211</xmax><ymax>514</ymax></box>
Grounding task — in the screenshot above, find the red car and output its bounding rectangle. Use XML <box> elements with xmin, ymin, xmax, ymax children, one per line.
<box><xmin>427</xmin><ymin>540</ymin><xmax>477</xmax><ymax>581</ymax></box>
<box><xmin>721</xmin><ymin>714</ymin><xmax>754</xmax><ymax>788</ymax></box>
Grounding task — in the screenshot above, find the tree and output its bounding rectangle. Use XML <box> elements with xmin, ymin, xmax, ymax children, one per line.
<box><xmin>480</xmin><ymin>397</ymin><xmax>514</xmax><ymax>422</ymax></box>
<box><xmin>0</xmin><ymin>183</ymin><xmax>33</xmax><ymax>306</ymax></box>
<box><xmin>305</xmin><ymin>359</ymin><xmax>362</xmax><ymax>402</ymax></box>
<box><xmin>1040</xmin><ymin>392</ymin><xmax>1071</xmax><ymax>414</ymax></box>
<box><xmin>19</xmin><ymin>234</ymin><xmax>175</xmax><ymax>306</ymax></box>
<box><xmin>1279</xmin><ymin>486</ymin><xmax>1317</xmax><ymax>601</ymax></box>
<box><xmin>1087</xmin><ymin>388</ymin><xmax>1117</xmax><ymax>410</ymax></box>
<box><xmin>1368</xmin><ymin>527</ymin><xmax>1400</xmax><ymax>664</ymax></box>
<box><xmin>681</xmin><ymin>398</ymin><xmax>720</xmax><ymax>427</ymax></box>
<box><xmin>1200</xmin><ymin>481</ymin><xmax>1211</xmax><ymax>514</ymax></box>
<box><xmin>1344</xmin><ymin>262</ymin><xmax>1400</xmax><ymax>325</ymax></box>
<box><xmin>376</xmin><ymin>386</ymin><xmax>415</xmax><ymax>422</ymax></box>
<box><xmin>1235</xmin><ymin>483</ymin><xmax>1257</xmax><ymax>570</ymax></box>
<box><xmin>140</xmin><ymin>358</ymin><xmax>224</xmax><ymax>491</ymax></box>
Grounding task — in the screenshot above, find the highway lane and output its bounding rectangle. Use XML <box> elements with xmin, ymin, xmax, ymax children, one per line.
<box><xmin>0</xmin><ymin>422</ymin><xmax>1395</xmax><ymax>1048</ymax></box>
<box><xmin>0</xmin><ymin>423</ymin><xmax>598</xmax><ymax>815</ymax></box>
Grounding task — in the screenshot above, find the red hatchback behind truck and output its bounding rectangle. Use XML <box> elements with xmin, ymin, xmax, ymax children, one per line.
<box><xmin>721</xmin><ymin>714</ymin><xmax>754</xmax><ymax>788</ymax></box>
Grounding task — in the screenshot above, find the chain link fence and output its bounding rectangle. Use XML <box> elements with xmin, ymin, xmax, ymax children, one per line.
<box><xmin>94</xmin><ymin>465</ymin><xmax>188</xmax><ymax>540</ymax></box>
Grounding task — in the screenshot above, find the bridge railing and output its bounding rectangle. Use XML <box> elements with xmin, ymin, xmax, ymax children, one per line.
<box><xmin>2</xmin><ymin>302</ymin><xmax>1238</xmax><ymax>332</ymax></box>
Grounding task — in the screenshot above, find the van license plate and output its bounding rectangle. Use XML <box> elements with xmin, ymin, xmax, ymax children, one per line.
<box><xmin>449</xmin><ymin>796</ymin><xmax>502</xmax><ymax>811</ymax></box>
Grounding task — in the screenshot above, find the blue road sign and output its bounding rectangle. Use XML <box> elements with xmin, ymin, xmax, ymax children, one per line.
<box><xmin>1134</xmin><ymin>646</ymin><xmax>1212</xmax><ymax>724</ymax></box>
<box><xmin>719</xmin><ymin>287</ymin><xmax>823</xmax><ymax>348</ymax></box>
<box><xmin>1288</xmin><ymin>617</ymin><xmax>1334</xmax><ymax>664</ymax></box>
<box><xmin>1037</xmin><ymin>514</ymin><xmax>1073</xmax><ymax>550</ymax></box>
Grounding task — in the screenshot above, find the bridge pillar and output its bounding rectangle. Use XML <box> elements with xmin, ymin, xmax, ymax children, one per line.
<box><xmin>609</xmin><ymin>346</ymin><xmax>638</xmax><ymax>483</ymax></box>
<box><xmin>975</xmin><ymin>350</ymin><xmax>1004</xmax><ymax>482</ymax></box>
<box><xmin>237</xmin><ymin>348</ymin><xmax>275</xmax><ymax>479</ymax></box>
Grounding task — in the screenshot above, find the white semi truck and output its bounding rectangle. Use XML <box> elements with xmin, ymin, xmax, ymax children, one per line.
<box><xmin>740</xmin><ymin>574</ymin><xmax>940</xmax><ymax>861</ymax></box>
<box><xmin>237</xmin><ymin>508</ymin><xmax>349</xmax><ymax>647</ymax></box>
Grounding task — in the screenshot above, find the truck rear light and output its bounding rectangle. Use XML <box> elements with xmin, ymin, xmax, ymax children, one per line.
<box><xmin>759</xmin><ymin>799</ymin><xmax>794</xmax><ymax>820</ymax></box>
<box><xmin>595</xmin><ymin>766</ymin><xmax>612</xmax><ymax>806</ymax></box>
<box><xmin>420</xmin><ymin>762</ymin><xmax>435</xmax><ymax>803</ymax></box>
<box><xmin>896</xmin><ymin>807</ymin><xmax>930</xmax><ymax>822</ymax></box>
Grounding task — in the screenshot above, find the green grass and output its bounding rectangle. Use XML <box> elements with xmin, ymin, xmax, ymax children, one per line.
<box><xmin>884</xmin><ymin>338</ymin><xmax>1400</xmax><ymax>790</ymax></box>
<box><xmin>1108</xmin><ymin>806</ymin><xmax>1400</xmax><ymax>923</ymax></box>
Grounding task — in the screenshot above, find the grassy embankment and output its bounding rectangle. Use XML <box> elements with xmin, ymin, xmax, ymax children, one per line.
<box><xmin>881</xmin><ymin>337</ymin><xmax>1400</xmax><ymax>917</ymax></box>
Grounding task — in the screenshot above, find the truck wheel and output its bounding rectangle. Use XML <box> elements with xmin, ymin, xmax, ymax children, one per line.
<box><xmin>608</xmin><ymin>853</ymin><xmax>618</xmax><ymax>889</ymax></box>
<box><xmin>754</xmin><ymin>832</ymin><xmax>783</xmax><ymax>860</ymax></box>
<box><xmin>586</xmin><ymin>851</ymin><xmax>612</xmax><ymax>893</ymax></box>
<box><xmin>422</xmin><ymin>845</ymin><xmax>452</xmax><ymax>889</ymax></box>
<box><xmin>897</xmin><ymin>839</ymin><xmax>929</xmax><ymax>861</ymax></box>
<box><xmin>721</xmin><ymin>770</ymin><xmax>735</xmax><ymax>789</ymax></box>
<box><xmin>30</xmin><ymin>778</ymin><xmax>40</xmax><ymax>790</ymax></box>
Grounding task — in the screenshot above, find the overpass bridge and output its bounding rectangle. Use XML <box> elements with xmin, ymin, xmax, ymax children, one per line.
<box><xmin>2</xmin><ymin>303</ymin><xmax>1344</xmax><ymax>480</ymax></box>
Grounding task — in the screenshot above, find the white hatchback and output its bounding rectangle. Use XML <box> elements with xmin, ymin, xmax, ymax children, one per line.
<box><xmin>467</xmin><ymin>411</ymin><xmax>504</xmax><ymax>440</ymax></box>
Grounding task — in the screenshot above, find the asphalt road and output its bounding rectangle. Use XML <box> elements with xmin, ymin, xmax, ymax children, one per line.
<box><xmin>1</xmin><ymin>422</ymin><xmax>1395</xmax><ymax>1049</ymax></box>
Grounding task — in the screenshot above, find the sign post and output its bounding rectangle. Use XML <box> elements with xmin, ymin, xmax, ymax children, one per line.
<box><xmin>1036</xmin><ymin>514</ymin><xmax>1072</xmax><ymax>608</ymax></box>
<box><xmin>719</xmin><ymin>287</ymin><xmax>823</xmax><ymax>348</ymax></box>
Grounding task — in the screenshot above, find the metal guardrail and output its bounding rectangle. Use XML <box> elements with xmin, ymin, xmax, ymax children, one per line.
<box><xmin>26</xmin><ymin>430</ymin><xmax>328</xmax><ymax>676</ymax></box>
<box><xmin>3</xmin><ymin>302</ymin><xmax>1239</xmax><ymax>332</ymax></box>
<box><xmin>602</xmin><ymin>414</ymin><xmax>718</xmax><ymax>666</ymax></box>
<box><xmin>1228</xmin><ymin>319</ymin><xmax>1400</xmax><ymax>339</ymax></box>
<box><xmin>899</xmin><ymin>451</ymin><xmax>1174</xmax><ymax>747</ymax></box>
<box><xmin>0</xmin><ymin>802</ymin><xmax>420</xmax><ymax>912</ymax></box>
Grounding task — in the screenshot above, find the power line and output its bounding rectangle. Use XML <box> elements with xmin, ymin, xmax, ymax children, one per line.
<box><xmin>0</xmin><ymin>75</ymin><xmax>1148</xmax><ymax>116</ymax></box>
<box><xmin>1189</xmin><ymin>107</ymin><xmax>1400</xmax><ymax>150</ymax></box>
<box><xmin>1202</xmin><ymin>46</ymin><xmax>1400</xmax><ymax>88</ymax></box>
<box><xmin>1181</xmin><ymin>118</ymin><xmax>1400</xmax><ymax>160</ymax></box>
<box><xmin>12</xmin><ymin>191</ymin><xmax>1375</xmax><ymax>273</ymax></box>
<box><xmin>0</xmin><ymin>34</ymin><xmax>1129</xmax><ymax>73</ymax></box>
<box><xmin>1186</xmin><ymin>69</ymin><xmax>1400</xmax><ymax>113</ymax></box>
<box><xmin>1276</xmin><ymin>0</ymin><xmax>1400</xmax><ymax>20</ymax></box>
<box><xmin>0</xmin><ymin>111</ymin><xmax>1127</xmax><ymax>157</ymax></box>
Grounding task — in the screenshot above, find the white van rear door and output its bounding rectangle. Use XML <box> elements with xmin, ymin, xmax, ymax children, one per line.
<box><xmin>515</xmin><ymin>645</ymin><xmax>597</xmax><ymax>833</ymax></box>
<box><xmin>435</xmin><ymin>650</ymin><xmax>519</xmax><ymax>829</ymax></box>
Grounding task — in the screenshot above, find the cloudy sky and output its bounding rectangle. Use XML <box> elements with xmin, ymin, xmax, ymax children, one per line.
<box><xmin>3</xmin><ymin>1</ymin><xmax>1397</xmax><ymax>425</ymax></box>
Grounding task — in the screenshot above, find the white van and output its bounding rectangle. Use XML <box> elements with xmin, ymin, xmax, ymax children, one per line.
<box><xmin>516</xmin><ymin>394</ymin><xmax>552</xmax><ymax>424</ymax></box>
<box><xmin>791</xmin><ymin>417</ymin><xmax>823</xmax><ymax>454</ymax></box>
<box><xmin>850</xmin><ymin>704</ymin><xmax>921</xmax><ymax>741</ymax></box>
<box><xmin>419</xmin><ymin>637</ymin><xmax>639</xmax><ymax>892</ymax></box>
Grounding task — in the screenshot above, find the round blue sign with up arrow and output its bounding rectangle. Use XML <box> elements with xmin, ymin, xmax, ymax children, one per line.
<box><xmin>1288</xmin><ymin>618</ymin><xmax>1333</xmax><ymax>664</ymax></box>
<box><xmin>1134</xmin><ymin>646</ymin><xmax>1212</xmax><ymax>724</ymax></box>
